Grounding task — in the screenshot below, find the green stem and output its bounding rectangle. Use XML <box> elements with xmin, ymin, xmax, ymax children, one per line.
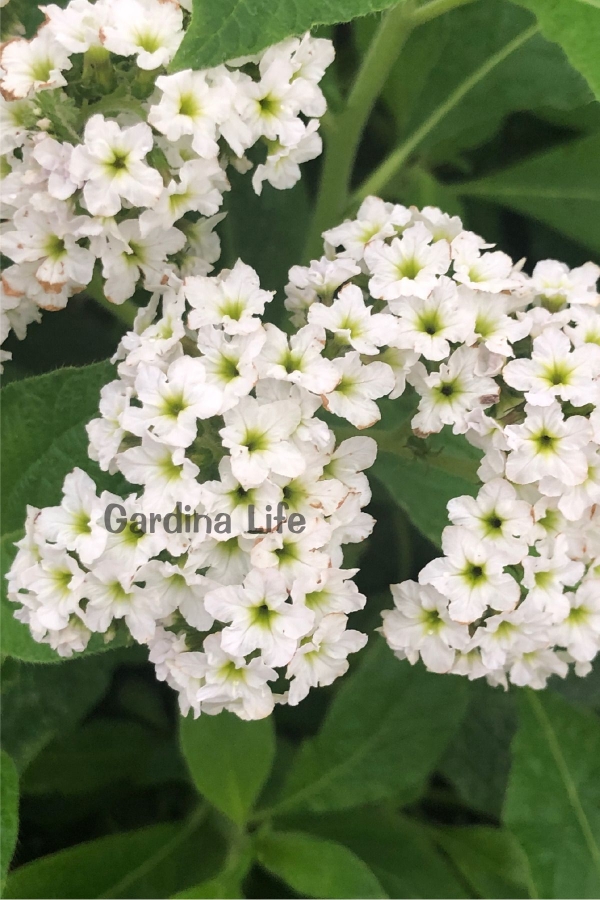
<box><xmin>351</xmin><ymin>22</ymin><xmax>539</xmax><ymax>204</ymax></box>
<box><xmin>411</xmin><ymin>0</ymin><xmax>478</xmax><ymax>26</ymax></box>
<box><xmin>303</xmin><ymin>0</ymin><xmax>416</xmax><ymax>261</ymax></box>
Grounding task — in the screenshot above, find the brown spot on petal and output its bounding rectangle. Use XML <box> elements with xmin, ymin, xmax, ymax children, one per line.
<box><xmin>2</xmin><ymin>275</ymin><xmax>24</xmax><ymax>297</ymax></box>
<box><xmin>36</xmin><ymin>277</ymin><xmax>66</xmax><ymax>293</ymax></box>
<box><xmin>320</xmin><ymin>394</ymin><xmax>331</xmax><ymax>411</ymax></box>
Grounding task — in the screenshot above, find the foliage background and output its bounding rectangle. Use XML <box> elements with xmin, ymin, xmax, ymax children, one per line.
<box><xmin>2</xmin><ymin>0</ymin><xmax>600</xmax><ymax>897</ymax></box>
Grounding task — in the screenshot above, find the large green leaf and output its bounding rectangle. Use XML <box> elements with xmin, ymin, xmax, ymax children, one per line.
<box><xmin>1</xmin><ymin>362</ymin><xmax>120</xmax><ymax>536</ymax></box>
<box><xmin>1</xmin><ymin>656</ymin><xmax>114</xmax><ymax>771</ymax></box>
<box><xmin>21</xmin><ymin>719</ymin><xmax>184</xmax><ymax>796</ymax></box>
<box><xmin>283</xmin><ymin>809</ymin><xmax>468</xmax><ymax>899</ymax></box>
<box><xmin>457</xmin><ymin>133</ymin><xmax>600</xmax><ymax>254</ymax></box>
<box><xmin>180</xmin><ymin>711</ymin><xmax>275</xmax><ymax>826</ymax></box>
<box><xmin>504</xmin><ymin>691</ymin><xmax>600</xmax><ymax>898</ymax></box>
<box><xmin>3</xmin><ymin>813</ymin><xmax>225</xmax><ymax>899</ymax></box>
<box><xmin>513</xmin><ymin>0</ymin><xmax>600</xmax><ymax>100</ymax></box>
<box><xmin>382</xmin><ymin>0</ymin><xmax>594</xmax><ymax>162</ymax></box>
<box><xmin>0</xmin><ymin>751</ymin><xmax>19</xmax><ymax>890</ymax></box>
<box><xmin>256</xmin><ymin>830</ymin><xmax>387</xmax><ymax>899</ymax></box>
<box><xmin>172</xmin><ymin>0</ymin><xmax>401</xmax><ymax>71</ymax></box>
<box><xmin>373</xmin><ymin>429</ymin><xmax>481</xmax><ymax>547</ymax></box>
<box><xmin>433</xmin><ymin>826</ymin><xmax>531</xmax><ymax>899</ymax></box>
<box><xmin>440</xmin><ymin>680</ymin><xmax>517</xmax><ymax>818</ymax></box>
<box><xmin>271</xmin><ymin>639</ymin><xmax>467</xmax><ymax>815</ymax></box>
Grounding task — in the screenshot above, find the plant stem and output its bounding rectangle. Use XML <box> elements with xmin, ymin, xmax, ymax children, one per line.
<box><xmin>302</xmin><ymin>0</ymin><xmax>416</xmax><ymax>261</ymax></box>
<box><xmin>351</xmin><ymin>23</ymin><xmax>539</xmax><ymax>204</ymax></box>
<box><xmin>411</xmin><ymin>0</ymin><xmax>478</xmax><ymax>26</ymax></box>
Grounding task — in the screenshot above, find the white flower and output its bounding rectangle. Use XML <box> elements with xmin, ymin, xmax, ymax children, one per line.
<box><xmin>101</xmin><ymin>0</ymin><xmax>184</xmax><ymax>70</ymax></box>
<box><xmin>117</xmin><ymin>434</ymin><xmax>202</xmax><ymax>513</ymax></box>
<box><xmin>415</xmin><ymin>206</ymin><xmax>463</xmax><ymax>243</ymax></box>
<box><xmin>204</xmin><ymin>568</ymin><xmax>314</xmax><ymax>667</ymax></box>
<box><xmin>388</xmin><ymin>276</ymin><xmax>473</xmax><ymax>361</ymax></box>
<box><xmin>308</xmin><ymin>284</ymin><xmax>397</xmax><ymax>355</ymax></box>
<box><xmin>186</xmin><ymin>260</ymin><xmax>274</xmax><ymax>334</ymax></box>
<box><xmin>100</xmin><ymin>219</ymin><xmax>186</xmax><ymax>304</ymax></box>
<box><xmin>447</xmin><ymin>478</ymin><xmax>533</xmax><ymax>563</ymax></box>
<box><xmin>83</xmin><ymin>564</ymin><xmax>160</xmax><ymax>643</ymax></box>
<box><xmin>86</xmin><ymin>380</ymin><xmax>131</xmax><ymax>472</ymax></box>
<box><xmin>522</xmin><ymin>539</ymin><xmax>585</xmax><ymax>622</ymax></box>
<box><xmin>0</xmin><ymin>29</ymin><xmax>72</xmax><ymax>100</ymax></box>
<box><xmin>285</xmin><ymin>257</ymin><xmax>361</xmax><ymax>324</ymax></box>
<box><xmin>41</xmin><ymin>0</ymin><xmax>105</xmax><ymax>53</ymax></box>
<box><xmin>324</xmin><ymin>195</ymin><xmax>411</xmax><ymax>261</ymax></box>
<box><xmin>195</xmin><ymin>632</ymin><xmax>277</xmax><ymax>720</ymax></box>
<box><xmin>539</xmin><ymin>446</ymin><xmax>600</xmax><ymax>521</ymax></box>
<box><xmin>473</xmin><ymin>605</ymin><xmax>549</xmax><ymax>670</ymax></box>
<box><xmin>257</xmin><ymin>323</ymin><xmax>340</xmax><ymax>394</ymax></box>
<box><xmin>504</xmin><ymin>402</ymin><xmax>592</xmax><ymax>486</ymax></box>
<box><xmin>2</xmin><ymin>203</ymin><xmax>96</xmax><ymax>293</ymax></box>
<box><xmin>565</xmin><ymin>306</ymin><xmax>600</xmax><ymax>348</ymax></box>
<box><xmin>196</xmin><ymin>326</ymin><xmax>265</xmax><ymax>412</ymax></box>
<box><xmin>420</xmin><ymin>528</ymin><xmax>520</xmax><ymax>623</ymax></box>
<box><xmin>381</xmin><ymin>581</ymin><xmax>469</xmax><ymax>673</ymax></box>
<box><xmin>464</xmin><ymin>289</ymin><xmax>530</xmax><ymax>357</ymax></box>
<box><xmin>249</xmin><ymin>518</ymin><xmax>331</xmax><ymax>588</ymax></box>
<box><xmin>452</xmin><ymin>231</ymin><xmax>515</xmax><ymax>292</ymax></box>
<box><xmin>201</xmin><ymin>456</ymin><xmax>282</xmax><ymax>537</ymax></box>
<box><xmin>98</xmin><ymin>491</ymin><xmax>168</xmax><ymax>570</ymax></box>
<box><xmin>321</xmin><ymin>436</ymin><xmax>377</xmax><ymax>503</ymax></box>
<box><xmin>508</xmin><ymin>648</ymin><xmax>568</xmax><ymax>689</ymax></box>
<box><xmin>290</xmin><ymin>568</ymin><xmax>366</xmax><ymax>622</ymax></box>
<box><xmin>410</xmin><ymin>346</ymin><xmax>500</xmax><ymax>437</ymax></box>
<box><xmin>553</xmin><ymin>578</ymin><xmax>600</xmax><ymax>663</ymax></box>
<box><xmin>139</xmin><ymin>158</ymin><xmax>229</xmax><ymax>237</ymax></box>
<box><xmin>365</xmin><ymin>223</ymin><xmax>450</xmax><ymax>301</ymax></box>
<box><xmin>122</xmin><ymin>356</ymin><xmax>223</xmax><ymax>447</ymax></box>
<box><xmin>240</xmin><ymin>57</ymin><xmax>305</xmax><ymax>146</ymax></box>
<box><xmin>531</xmin><ymin>259</ymin><xmax>599</xmax><ymax>310</ymax></box>
<box><xmin>252</xmin><ymin>119</ymin><xmax>322</xmax><ymax>195</ymax></box>
<box><xmin>287</xmin><ymin>613</ymin><xmax>366</xmax><ymax>705</ymax></box>
<box><xmin>20</xmin><ymin>546</ymin><xmax>85</xmax><ymax>630</ymax></box>
<box><xmin>502</xmin><ymin>328</ymin><xmax>600</xmax><ymax>407</ymax></box>
<box><xmin>32</xmin><ymin>136</ymin><xmax>80</xmax><ymax>200</ymax></box>
<box><xmin>219</xmin><ymin>397</ymin><xmax>305</xmax><ymax>489</ymax></box>
<box><xmin>148</xmin><ymin>69</ymin><xmax>231</xmax><ymax>155</ymax></box>
<box><xmin>138</xmin><ymin>559</ymin><xmax>214</xmax><ymax>630</ymax></box>
<box><xmin>70</xmin><ymin>115</ymin><xmax>163</xmax><ymax>216</ymax></box>
<box><xmin>322</xmin><ymin>352</ymin><xmax>395</xmax><ymax>429</ymax></box>
<box><xmin>37</xmin><ymin>468</ymin><xmax>107</xmax><ymax>564</ymax></box>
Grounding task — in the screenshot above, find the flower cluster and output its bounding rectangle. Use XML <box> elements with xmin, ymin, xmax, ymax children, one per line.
<box><xmin>285</xmin><ymin>196</ymin><xmax>600</xmax><ymax>690</ymax></box>
<box><xmin>6</xmin><ymin>261</ymin><xmax>375</xmax><ymax>719</ymax></box>
<box><xmin>0</xmin><ymin>0</ymin><xmax>333</xmax><ymax>367</ymax></box>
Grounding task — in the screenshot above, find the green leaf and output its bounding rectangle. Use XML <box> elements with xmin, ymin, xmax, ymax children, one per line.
<box><xmin>1</xmin><ymin>656</ymin><xmax>113</xmax><ymax>771</ymax></box>
<box><xmin>457</xmin><ymin>133</ymin><xmax>600</xmax><ymax>254</ymax></box>
<box><xmin>1</xmin><ymin>362</ymin><xmax>120</xmax><ymax>537</ymax></box>
<box><xmin>382</xmin><ymin>0</ymin><xmax>594</xmax><ymax>162</ymax></box>
<box><xmin>440</xmin><ymin>680</ymin><xmax>517</xmax><ymax>818</ymax></box>
<box><xmin>256</xmin><ymin>830</ymin><xmax>387</xmax><ymax>899</ymax></box>
<box><xmin>0</xmin><ymin>750</ymin><xmax>19</xmax><ymax>889</ymax></box>
<box><xmin>172</xmin><ymin>844</ymin><xmax>253</xmax><ymax>899</ymax></box>
<box><xmin>172</xmin><ymin>0</ymin><xmax>400</xmax><ymax>71</ymax></box>
<box><xmin>272</xmin><ymin>639</ymin><xmax>467</xmax><ymax>815</ymax></box>
<box><xmin>3</xmin><ymin>812</ymin><xmax>225</xmax><ymax>899</ymax></box>
<box><xmin>433</xmin><ymin>826</ymin><xmax>531</xmax><ymax>899</ymax></box>
<box><xmin>180</xmin><ymin>711</ymin><xmax>275</xmax><ymax>826</ymax></box>
<box><xmin>504</xmin><ymin>690</ymin><xmax>600</xmax><ymax>898</ymax></box>
<box><xmin>512</xmin><ymin>0</ymin><xmax>600</xmax><ymax>99</ymax></box>
<box><xmin>222</xmin><ymin>170</ymin><xmax>310</xmax><ymax>308</ymax></box>
<box><xmin>373</xmin><ymin>429</ymin><xmax>481</xmax><ymax>547</ymax></box>
<box><xmin>283</xmin><ymin>809</ymin><xmax>468</xmax><ymax>899</ymax></box>
<box><xmin>21</xmin><ymin>719</ymin><xmax>182</xmax><ymax>796</ymax></box>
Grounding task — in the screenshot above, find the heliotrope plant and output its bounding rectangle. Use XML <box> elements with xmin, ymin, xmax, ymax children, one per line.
<box><xmin>2</xmin><ymin>0</ymin><xmax>600</xmax><ymax>722</ymax></box>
